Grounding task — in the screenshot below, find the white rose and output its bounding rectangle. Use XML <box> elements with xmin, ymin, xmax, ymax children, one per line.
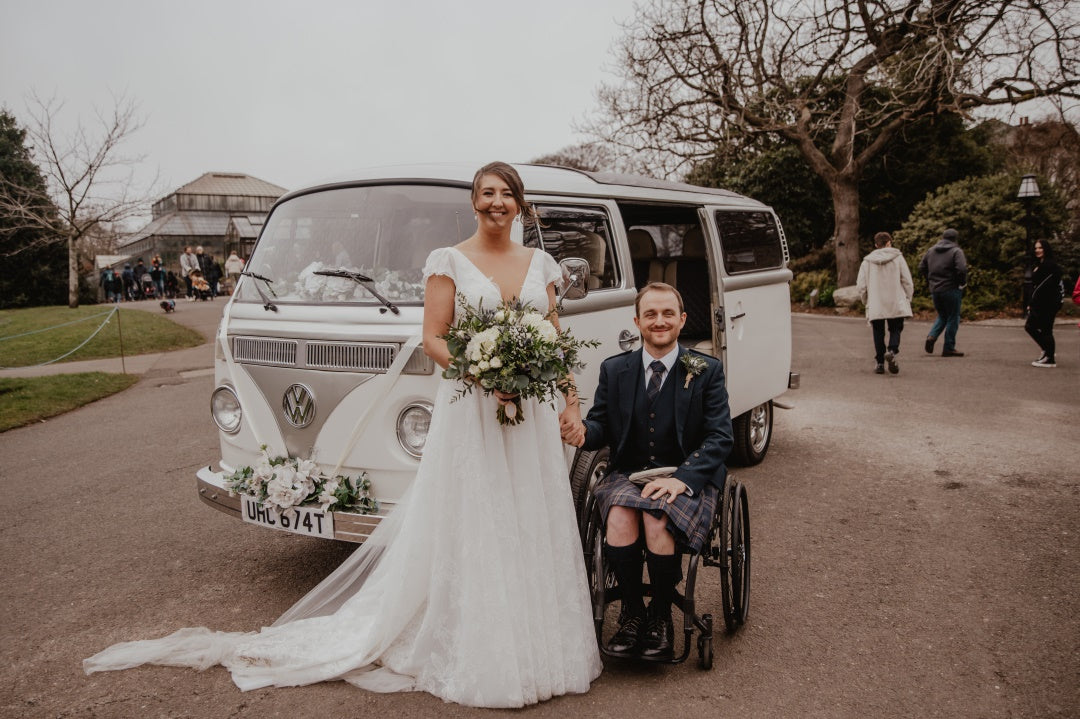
<box><xmin>468</xmin><ymin>364</ymin><xmax>480</xmax><ymax>376</ymax></box>
<box><xmin>478</xmin><ymin>360</ymin><xmax>490</xmax><ymax>371</ymax></box>
<box><xmin>296</xmin><ymin>458</ymin><xmax>319</xmax><ymax>478</ymax></box>
<box><xmin>266</xmin><ymin>477</ymin><xmax>294</xmax><ymax>511</ymax></box>
<box><xmin>275</xmin><ymin>464</ymin><xmax>297</xmax><ymax>488</ymax></box>
<box><xmin>494</xmin><ymin>310</ymin><xmax>506</xmax><ymax>322</ymax></box>
<box><xmin>490</xmin><ymin>356</ymin><xmax>502</xmax><ymax>368</ymax></box>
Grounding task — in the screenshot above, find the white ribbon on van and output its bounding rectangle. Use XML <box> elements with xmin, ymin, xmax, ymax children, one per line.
<box><xmin>327</xmin><ymin>333</ymin><xmax>422</xmax><ymax>479</ymax></box>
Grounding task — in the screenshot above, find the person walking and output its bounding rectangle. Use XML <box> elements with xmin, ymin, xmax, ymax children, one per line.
<box><xmin>179</xmin><ymin>246</ymin><xmax>199</xmax><ymax>299</ymax></box>
<box><xmin>920</xmin><ymin>228</ymin><xmax>968</xmax><ymax>357</ymax></box>
<box><xmin>857</xmin><ymin>232</ymin><xmax>914</xmax><ymax>374</ymax></box>
<box><xmin>1026</xmin><ymin>239</ymin><xmax>1063</xmax><ymax>368</ymax></box>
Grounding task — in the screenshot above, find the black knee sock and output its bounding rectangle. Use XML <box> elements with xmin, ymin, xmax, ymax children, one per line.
<box><xmin>605</xmin><ymin>542</ymin><xmax>645</xmax><ymax>617</ymax></box>
<box><xmin>645</xmin><ymin>550</ymin><xmax>681</xmax><ymax>617</ymax></box>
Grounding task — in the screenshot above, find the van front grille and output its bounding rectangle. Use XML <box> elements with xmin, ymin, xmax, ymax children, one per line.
<box><xmin>232</xmin><ymin>337</ymin><xmax>298</xmax><ymax>366</ymax></box>
<box><xmin>228</xmin><ymin>336</ymin><xmax>433</xmax><ymax>375</ymax></box>
<box><xmin>307</xmin><ymin>342</ymin><xmax>396</xmax><ymax>372</ymax></box>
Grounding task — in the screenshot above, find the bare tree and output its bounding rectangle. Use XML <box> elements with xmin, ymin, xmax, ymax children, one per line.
<box><xmin>589</xmin><ymin>0</ymin><xmax>1080</xmax><ymax>285</ymax></box>
<box><xmin>0</xmin><ymin>92</ymin><xmax>153</xmax><ymax>307</ymax></box>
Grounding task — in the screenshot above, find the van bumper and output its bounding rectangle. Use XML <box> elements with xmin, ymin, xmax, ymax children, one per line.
<box><xmin>196</xmin><ymin>465</ymin><xmax>385</xmax><ymax>543</ymax></box>
<box><xmin>788</xmin><ymin>372</ymin><xmax>800</xmax><ymax>390</ymax></box>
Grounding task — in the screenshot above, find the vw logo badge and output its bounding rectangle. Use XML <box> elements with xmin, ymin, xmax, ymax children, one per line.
<box><xmin>282</xmin><ymin>384</ymin><xmax>316</xmax><ymax>428</ymax></box>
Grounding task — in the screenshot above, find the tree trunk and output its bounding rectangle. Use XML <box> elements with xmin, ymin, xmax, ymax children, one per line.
<box><xmin>831</xmin><ymin>177</ymin><xmax>861</xmax><ymax>287</ymax></box>
<box><xmin>68</xmin><ymin>233</ymin><xmax>79</xmax><ymax>308</ymax></box>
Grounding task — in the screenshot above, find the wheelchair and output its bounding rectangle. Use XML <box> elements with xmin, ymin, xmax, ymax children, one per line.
<box><xmin>581</xmin><ymin>471</ymin><xmax>750</xmax><ymax>669</ymax></box>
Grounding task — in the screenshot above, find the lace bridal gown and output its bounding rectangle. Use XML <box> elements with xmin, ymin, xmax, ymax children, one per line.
<box><xmin>84</xmin><ymin>247</ymin><xmax>602</xmax><ymax>708</ymax></box>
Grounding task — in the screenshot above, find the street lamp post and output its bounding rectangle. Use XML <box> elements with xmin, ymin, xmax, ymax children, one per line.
<box><xmin>1017</xmin><ymin>174</ymin><xmax>1041</xmax><ymax>315</ymax></box>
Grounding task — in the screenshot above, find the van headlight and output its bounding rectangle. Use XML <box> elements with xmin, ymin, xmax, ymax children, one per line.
<box><xmin>211</xmin><ymin>385</ymin><xmax>242</xmax><ymax>434</ymax></box>
<box><xmin>396</xmin><ymin>402</ymin><xmax>432</xmax><ymax>457</ymax></box>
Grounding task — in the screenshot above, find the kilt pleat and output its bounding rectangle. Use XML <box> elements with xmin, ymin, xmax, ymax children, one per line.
<box><xmin>594</xmin><ymin>471</ymin><xmax>718</xmax><ymax>552</ymax></box>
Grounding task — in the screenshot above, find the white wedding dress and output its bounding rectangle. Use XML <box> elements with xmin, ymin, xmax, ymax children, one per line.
<box><xmin>84</xmin><ymin>246</ymin><xmax>602</xmax><ymax>708</ymax></box>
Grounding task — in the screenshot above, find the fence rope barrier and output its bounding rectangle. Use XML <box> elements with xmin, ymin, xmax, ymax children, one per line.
<box><xmin>0</xmin><ymin>309</ymin><xmax>114</xmax><ymax>342</ymax></box>
<box><xmin>0</xmin><ymin>307</ymin><xmax>119</xmax><ymax>369</ymax></box>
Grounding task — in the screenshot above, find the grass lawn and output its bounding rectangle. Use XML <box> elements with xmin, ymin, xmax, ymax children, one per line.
<box><xmin>0</xmin><ymin>304</ymin><xmax>204</xmax><ymax>368</ymax></box>
<box><xmin>0</xmin><ymin>372</ymin><xmax>140</xmax><ymax>432</ymax></box>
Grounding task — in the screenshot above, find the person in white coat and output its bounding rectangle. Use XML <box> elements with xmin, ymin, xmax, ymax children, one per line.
<box><xmin>857</xmin><ymin>232</ymin><xmax>914</xmax><ymax>374</ymax></box>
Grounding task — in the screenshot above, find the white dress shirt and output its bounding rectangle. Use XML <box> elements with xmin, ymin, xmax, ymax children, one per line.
<box><xmin>642</xmin><ymin>345</ymin><xmax>679</xmax><ymax>390</ymax></box>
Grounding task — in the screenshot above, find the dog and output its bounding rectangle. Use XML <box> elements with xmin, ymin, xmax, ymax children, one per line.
<box><xmin>160</xmin><ymin>300</ymin><xmax>176</xmax><ymax>313</ymax></box>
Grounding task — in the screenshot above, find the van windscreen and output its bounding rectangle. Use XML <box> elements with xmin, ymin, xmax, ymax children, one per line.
<box><xmin>235</xmin><ymin>184</ymin><xmax>477</xmax><ymax>305</ymax></box>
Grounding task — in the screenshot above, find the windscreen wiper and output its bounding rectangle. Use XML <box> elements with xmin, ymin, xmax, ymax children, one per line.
<box><xmin>314</xmin><ymin>268</ymin><xmax>400</xmax><ymax>315</ymax></box>
<box><xmin>240</xmin><ymin>271</ymin><xmax>278</xmax><ymax>312</ymax></box>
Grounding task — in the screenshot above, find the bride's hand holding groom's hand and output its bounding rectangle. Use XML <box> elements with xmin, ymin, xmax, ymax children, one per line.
<box><xmin>559</xmin><ymin>404</ymin><xmax>585</xmax><ymax>447</ymax></box>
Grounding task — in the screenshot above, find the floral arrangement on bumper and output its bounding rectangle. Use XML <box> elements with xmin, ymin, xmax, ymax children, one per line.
<box><xmin>680</xmin><ymin>352</ymin><xmax>707</xmax><ymax>389</ymax></box>
<box><xmin>441</xmin><ymin>295</ymin><xmax>600</xmax><ymax>426</ymax></box>
<box><xmin>225</xmin><ymin>446</ymin><xmax>379</xmax><ymax>515</ymax></box>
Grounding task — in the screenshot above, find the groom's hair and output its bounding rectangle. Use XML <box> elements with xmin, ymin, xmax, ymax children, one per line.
<box><xmin>635</xmin><ymin>282</ymin><xmax>684</xmax><ymax>316</ymax></box>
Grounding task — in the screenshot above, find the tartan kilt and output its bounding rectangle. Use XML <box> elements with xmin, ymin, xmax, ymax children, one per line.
<box><xmin>594</xmin><ymin>471</ymin><xmax>719</xmax><ymax>553</ymax></box>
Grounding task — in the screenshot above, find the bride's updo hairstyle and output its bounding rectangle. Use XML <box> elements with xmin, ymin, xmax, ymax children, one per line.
<box><xmin>471</xmin><ymin>161</ymin><xmax>540</xmax><ymax>225</ymax></box>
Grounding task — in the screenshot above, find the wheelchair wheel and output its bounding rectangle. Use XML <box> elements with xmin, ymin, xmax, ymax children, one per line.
<box><xmin>697</xmin><ymin>614</ymin><xmax>714</xmax><ymax>669</ymax></box>
<box><xmin>730</xmin><ymin>483</ymin><xmax>751</xmax><ymax>626</ymax></box>
<box><xmin>583</xmin><ymin>503</ymin><xmax>613</xmax><ymax>634</ymax></box>
<box><xmin>717</xmin><ymin>478</ymin><xmax>751</xmax><ymax>632</ymax></box>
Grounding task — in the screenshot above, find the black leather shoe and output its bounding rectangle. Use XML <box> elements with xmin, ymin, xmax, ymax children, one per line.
<box><xmin>607</xmin><ymin>610</ymin><xmax>644</xmax><ymax>654</ymax></box>
<box><xmin>925</xmin><ymin>337</ymin><xmax>935</xmax><ymax>354</ymax></box>
<box><xmin>641</xmin><ymin>610</ymin><xmax>674</xmax><ymax>658</ymax></box>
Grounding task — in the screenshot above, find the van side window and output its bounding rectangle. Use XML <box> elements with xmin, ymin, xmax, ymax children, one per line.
<box><xmin>523</xmin><ymin>205</ymin><xmax>618</xmax><ymax>290</ymax></box>
<box><xmin>714</xmin><ymin>211</ymin><xmax>784</xmax><ymax>274</ymax></box>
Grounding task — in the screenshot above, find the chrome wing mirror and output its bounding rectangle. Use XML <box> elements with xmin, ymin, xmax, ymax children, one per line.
<box><xmin>558</xmin><ymin>257</ymin><xmax>590</xmax><ymax>301</ymax></box>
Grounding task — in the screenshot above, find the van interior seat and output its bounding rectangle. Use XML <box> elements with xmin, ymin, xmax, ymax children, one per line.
<box><xmin>668</xmin><ymin>226</ymin><xmax>712</xmax><ymax>340</ymax></box>
<box><xmin>627</xmin><ymin>228</ymin><xmax>664</xmax><ymax>288</ymax></box>
<box><xmin>575</xmin><ymin>230</ymin><xmax>606</xmax><ymax>289</ymax></box>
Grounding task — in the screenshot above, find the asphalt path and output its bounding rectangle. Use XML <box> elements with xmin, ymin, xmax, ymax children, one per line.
<box><xmin>1</xmin><ymin>307</ymin><xmax>1076</xmax><ymax>718</ymax></box>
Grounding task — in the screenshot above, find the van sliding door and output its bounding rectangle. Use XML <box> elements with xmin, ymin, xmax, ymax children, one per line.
<box><xmin>703</xmin><ymin>208</ymin><xmax>793</xmax><ymax>418</ymax></box>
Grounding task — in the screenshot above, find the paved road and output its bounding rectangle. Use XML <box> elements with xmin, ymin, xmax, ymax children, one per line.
<box><xmin>0</xmin><ymin>311</ymin><xmax>1076</xmax><ymax>718</ymax></box>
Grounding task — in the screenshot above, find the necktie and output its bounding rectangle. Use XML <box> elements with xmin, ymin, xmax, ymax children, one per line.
<box><xmin>647</xmin><ymin>360</ymin><xmax>666</xmax><ymax>402</ymax></box>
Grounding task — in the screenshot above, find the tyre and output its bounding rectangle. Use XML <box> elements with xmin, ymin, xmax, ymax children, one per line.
<box><xmin>716</xmin><ymin>476</ymin><xmax>738</xmax><ymax>633</ymax></box>
<box><xmin>730</xmin><ymin>483</ymin><xmax>751</xmax><ymax>626</ymax></box>
<box><xmin>570</xmin><ymin>446</ymin><xmax>609</xmax><ymax>535</ymax></box>
<box><xmin>731</xmin><ymin>400</ymin><xmax>773</xmax><ymax>466</ymax></box>
<box><xmin>584</xmin><ymin>506</ymin><xmax>613</xmax><ymax>637</ymax></box>
<box><xmin>697</xmin><ymin>613</ymin><xmax>714</xmax><ymax>670</ymax></box>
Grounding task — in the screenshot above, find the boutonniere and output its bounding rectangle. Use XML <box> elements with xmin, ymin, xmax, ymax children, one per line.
<box><xmin>680</xmin><ymin>353</ymin><xmax>707</xmax><ymax>389</ymax></box>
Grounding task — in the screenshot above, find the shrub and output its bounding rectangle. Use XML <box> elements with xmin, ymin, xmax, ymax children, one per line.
<box><xmin>791</xmin><ymin>269</ymin><xmax>836</xmax><ymax>306</ymax></box>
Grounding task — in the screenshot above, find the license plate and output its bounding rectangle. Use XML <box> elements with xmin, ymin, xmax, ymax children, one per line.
<box><xmin>240</xmin><ymin>495</ymin><xmax>335</xmax><ymax>539</ymax></box>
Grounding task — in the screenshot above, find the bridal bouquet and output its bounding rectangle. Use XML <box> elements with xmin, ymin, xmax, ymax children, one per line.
<box><xmin>441</xmin><ymin>295</ymin><xmax>599</xmax><ymax>426</ymax></box>
<box><xmin>225</xmin><ymin>446</ymin><xmax>379</xmax><ymax>514</ymax></box>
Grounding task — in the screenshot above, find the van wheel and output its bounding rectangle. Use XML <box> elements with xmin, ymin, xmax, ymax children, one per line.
<box><xmin>731</xmin><ymin>401</ymin><xmax>772</xmax><ymax>466</ymax></box>
<box><xmin>570</xmin><ymin>447</ymin><xmax>609</xmax><ymax>538</ymax></box>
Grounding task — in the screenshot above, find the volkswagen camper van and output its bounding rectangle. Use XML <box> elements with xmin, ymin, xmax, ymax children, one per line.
<box><xmin>198</xmin><ymin>164</ymin><xmax>797</xmax><ymax>542</ymax></box>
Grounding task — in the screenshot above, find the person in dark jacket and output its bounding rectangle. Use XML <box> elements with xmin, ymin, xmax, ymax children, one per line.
<box><xmin>1026</xmin><ymin>239</ymin><xmax>1063</xmax><ymax>368</ymax></box>
<box><xmin>919</xmin><ymin>228</ymin><xmax>968</xmax><ymax>357</ymax></box>
<box><xmin>121</xmin><ymin>263</ymin><xmax>137</xmax><ymax>302</ymax></box>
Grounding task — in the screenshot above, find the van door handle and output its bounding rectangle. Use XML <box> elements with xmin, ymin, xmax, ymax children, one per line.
<box><xmin>730</xmin><ymin>312</ymin><xmax>746</xmax><ymax>320</ymax></box>
<box><xmin>618</xmin><ymin>329</ymin><xmax>640</xmax><ymax>351</ymax></box>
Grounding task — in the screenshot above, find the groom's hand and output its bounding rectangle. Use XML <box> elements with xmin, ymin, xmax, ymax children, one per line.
<box><xmin>559</xmin><ymin>405</ymin><xmax>585</xmax><ymax>447</ymax></box>
<box><xmin>642</xmin><ymin>476</ymin><xmax>688</xmax><ymax>504</ymax></box>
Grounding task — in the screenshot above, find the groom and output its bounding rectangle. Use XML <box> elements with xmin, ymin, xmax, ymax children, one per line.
<box><xmin>562</xmin><ymin>282</ymin><xmax>733</xmax><ymax>658</ymax></box>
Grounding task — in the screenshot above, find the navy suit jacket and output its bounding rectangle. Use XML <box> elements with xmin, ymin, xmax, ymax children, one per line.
<box><xmin>581</xmin><ymin>345</ymin><xmax>733</xmax><ymax>496</ymax></box>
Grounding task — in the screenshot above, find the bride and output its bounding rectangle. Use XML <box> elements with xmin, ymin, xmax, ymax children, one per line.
<box><xmin>84</xmin><ymin>162</ymin><xmax>603</xmax><ymax>708</ymax></box>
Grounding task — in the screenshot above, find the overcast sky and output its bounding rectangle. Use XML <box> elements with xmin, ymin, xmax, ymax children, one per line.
<box><xmin>1</xmin><ymin>0</ymin><xmax>639</xmax><ymax>207</ymax></box>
